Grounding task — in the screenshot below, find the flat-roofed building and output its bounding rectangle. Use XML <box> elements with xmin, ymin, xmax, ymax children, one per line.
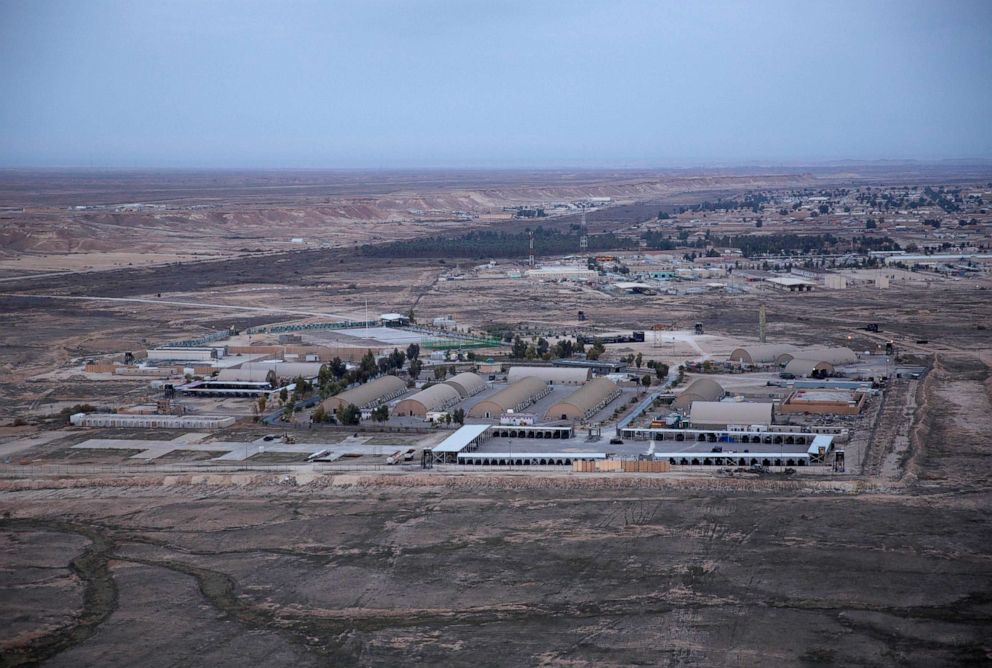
<box><xmin>146</xmin><ymin>347</ymin><xmax>218</xmax><ymax>362</ymax></box>
<box><xmin>544</xmin><ymin>378</ymin><xmax>621</xmax><ymax>421</ymax></box>
<box><xmin>689</xmin><ymin>401</ymin><xmax>774</xmax><ymax>429</ymax></box>
<box><xmin>766</xmin><ymin>276</ymin><xmax>815</xmax><ymax>292</ymax></box>
<box><xmin>779</xmin><ymin>389</ymin><xmax>867</xmax><ymax>415</ymax></box>
<box><xmin>218</xmin><ymin>362</ymin><xmax>325</xmax><ymax>383</ymax></box>
<box><xmin>507</xmin><ymin>366</ymin><xmax>590</xmax><ymax>385</ymax></box>
<box><xmin>69</xmin><ymin>413</ymin><xmax>236</xmax><ymax>429</ymax></box>
<box><xmin>468</xmin><ymin>377</ymin><xmax>551</xmax><ymax>419</ymax></box>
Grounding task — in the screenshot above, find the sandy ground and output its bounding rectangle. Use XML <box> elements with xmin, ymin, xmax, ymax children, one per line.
<box><xmin>0</xmin><ymin>352</ymin><xmax>989</xmax><ymax>666</ymax></box>
<box><xmin>2</xmin><ymin>170</ymin><xmax>991</xmax><ymax>665</ymax></box>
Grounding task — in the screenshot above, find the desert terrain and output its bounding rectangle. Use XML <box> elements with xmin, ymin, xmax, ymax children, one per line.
<box><xmin>1</xmin><ymin>167</ymin><xmax>991</xmax><ymax>666</ymax></box>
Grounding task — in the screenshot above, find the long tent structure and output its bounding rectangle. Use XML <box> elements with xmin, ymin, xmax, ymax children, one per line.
<box><xmin>729</xmin><ymin>344</ymin><xmax>857</xmax><ymax>367</ymax></box>
<box><xmin>728</xmin><ymin>345</ymin><xmax>798</xmax><ymax>365</ymax></box>
<box><xmin>544</xmin><ymin>378</ymin><xmax>621</xmax><ymax>421</ymax></box>
<box><xmin>672</xmin><ymin>378</ymin><xmax>726</xmax><ymax>411</ymax></box>
<box><xmin>216</xmin><ymin>368</ymin><xmax>273</xmax><ymax>383</ymax></box>
<box><xmin>782</xmin><ymin>358</ymin><xmax>833</xmax><ymax>377</ymax></box>
<box><xmin>444</xmin><ymin>372</ymin><xmax>487</xmax><ymax>398</ymax></box>
<box><xmin>394</xmin><ymin>383</ymin><xmax>463</xmax><ymax>417</ymax></box>
<box><xmin>468</xmin><ymin>377</ymin><xmax>551</xmax><ymax>419</ymax></box>
<box><xmin>794</xmin><ymin>346</ymin><xmax>858</xmax><ymax>366</ymax></box>
<box><xmin>507</xmin><ymin>366</ymin><xmax>590</xmax><ymax>385</ymax></box>
<box><xmin>321</xmin><ymin>375</ymin><xmax>408</xmax><ymax>412</ymax></box>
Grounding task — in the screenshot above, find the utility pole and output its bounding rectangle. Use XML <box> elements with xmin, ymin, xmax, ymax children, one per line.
<box><xmin>759</xmin><ymin>303</ymin><xmax>767</xmax><ymax>343</ymax></box>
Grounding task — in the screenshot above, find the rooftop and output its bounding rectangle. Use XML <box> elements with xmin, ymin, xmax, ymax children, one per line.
<box><xmin>432</xmin><ymin>424</ymin><xmax>490</xmax><ymax>454</ymax></box>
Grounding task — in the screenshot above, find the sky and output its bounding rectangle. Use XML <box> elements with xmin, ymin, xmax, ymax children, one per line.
<box><xmin>1</xmin><ymin>0</ymin><xmax>991</xmax><ymax>168</ymax></box>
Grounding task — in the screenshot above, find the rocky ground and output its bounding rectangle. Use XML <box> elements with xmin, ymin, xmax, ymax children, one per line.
<box><xmin>1</xmin><ymin>351</ymin><xmax>990</xmax><ymax>667</ymax></box>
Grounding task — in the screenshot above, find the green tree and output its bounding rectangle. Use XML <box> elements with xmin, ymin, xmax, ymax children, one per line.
<box><xmin>536</xmin><ymin>337</ymin><xmax>549</xmax><ymax>356</ymax></box>
<box><xmin>409</xmin><ymin>359</ymin><xmax>423</xmax><ymax>379</ymax></box>
<box><xmin>641</xmin><ymin>375</ymin><xmax>652</xmax><ymax>387</ymax></box>
<box><xmin>511</xmin><ymin>336</ymin><xmax>528</xmax><ymax>358</ymax></box>
<box><xmin>336</xmin><ymin>403</ymin><xmax>361</xmax><ymax>426</ymax></box>
<box><xmin>434</xmin><ymin>365</ymin><xmax>449</xmax><ymax>381</ymax></box>
<box><xmin>635</xmin><ymin>352</ymin><xmax>643</xmax><ymax>369</ymax></box>
<box><xmin>329</xmin><ymin>357</ymin><xmax>347</xmax><ymax>378</ymax></box>
<box><xmin>654</xmin><ymin>363</ymin><xmax>669</xmax><ymax>379</ymax></box>
<box><xmin>371</xmin><ymin>404</ymin><xmax>389</xmax><ymax>422</ymax></box>
<box><xmin>453</xmin><ymin>408</ymin><xmax>465</xmax><ymax>424</ymax></box>
<box><xmin>406</xmin><ymin>343</ymin><xmax>420</xmax><ymax>361</ymax></box>
<box><xmin>587</xmin><ymin>342</ymin><xmax>606</xmax><ymax>360</ymax></box>
<box><xmin>554</xmin><ymin>339</ymin><xmax>575</xmax><ymax>358</ymax></box>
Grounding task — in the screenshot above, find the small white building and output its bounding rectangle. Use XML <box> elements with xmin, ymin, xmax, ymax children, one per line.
<box><xmin>500</xmin><ymin>412</ymin><xmax>535</xmax><ymax>426</ymax></box>
<box><xmin>765</xmin><ymin>276</ymin><xmax>815</xmax><ymax>293</ymax></box>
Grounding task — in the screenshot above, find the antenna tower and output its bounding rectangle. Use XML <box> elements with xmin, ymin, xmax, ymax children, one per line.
<box><xmin>528</xmin><ymin>230</ymin><xmax>535</xmax><ymax>267</ymax></box>
<box><xmin>759</xmin><ymin>303</ymin><xmax>767</xmax><ymax>343</ymax></box>
<box><xmin>580</xmin><ymin>209</ymin><xmax>589</xmax><ymax>252</ymax></box>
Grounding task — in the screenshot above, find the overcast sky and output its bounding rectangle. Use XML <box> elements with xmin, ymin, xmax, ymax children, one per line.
<box><xmin>1</xmin><ymin>0</ymin><xmax>990</xmax><ymax>168</ymax></box>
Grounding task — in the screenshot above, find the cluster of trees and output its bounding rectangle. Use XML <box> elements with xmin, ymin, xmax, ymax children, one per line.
<box><xmin>620</xmin><ymin>352</ymin><xmax>644</xmax><ymax>368</ymax></box>
<box><xmin>640</xmin><ymin>231</ymin><xmax>678</xmax><ymax>250</ymax></box>
<box><xmin>854</xmin><ymin>186</ymin><xmax>964</xmax><ymax>214</ymax></box>
<box><xmin>643</xmin><ymin>231</ymin><xmax>902</xmax><ymax>259</ymax></box>
<box><xmin>311</xmin><ymin>343</ymin><xmax>427</xmax><ymax>426</ymax></box>
<box><xmin>616</xmin><ymin>354</ymin><xmax>668</xmax><ymax>383</ymax></box>
<box><xmin>509</xmin><ymin>335</ymin><xmax>588</xmax><ymax>361</ymax></box>
<box><xmin>315</xmin><ymin>346</ymin><xmax>418</xmax><ymax>400</ymax></box>
<box><xmin>361</xmin><ymin>227</ymin><xmax>638</xmax><ymax>260</ymax></box>
<box><xmin>703</xmin><ymin>233</ymin><xmax>840</xmax><ymax>257</ymax></box>
<box><xmin>429</xmin><ymin>408</ymin><xmax>465</xmax><ymax>426</ymax></box>
<box><xmin>311</xmin><ymin>401</ymin><xmax>367</xmax><ymax>426</ymax></box>
<box><xmin>646</xmin><ymin>359</ymin><xmax>670</xmax><ymax>379</ymax></box>
<box><xmin>852</xmin><ymin>235</ymin><xmax>901</xmax><ymax>252</ymax></box>
<box><xmin>675</xmin><ymin>192</ymin><xmax>770</xmax><ymax>215</ymax></box>
<box><xmin>585</xmin><ymin>341</ymin><xmax>606</xmax><ymax>360</ymax></box>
